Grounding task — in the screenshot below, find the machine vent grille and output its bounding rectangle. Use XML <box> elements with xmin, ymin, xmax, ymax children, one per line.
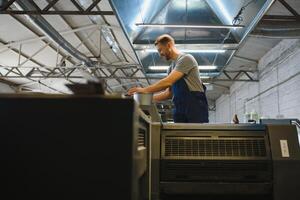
<box><xmin>164</xmin><ymin>137</ymin><xmax>267</xmax><ymax>157</ymax></box>
<box><xmin>138</xmin><ymin>128</ymin><xmax>146</xmax><ymax>147</ymax></box>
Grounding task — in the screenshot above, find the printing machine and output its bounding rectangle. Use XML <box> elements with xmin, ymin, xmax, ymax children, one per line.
<box><xmin>150</xmin><ymin>123</ymin><xmax>300</xmax><ymax>200</ymax></box>
<box><xmin>2</xmin><ymin>94</ymin><xmax>299</xmax><ymax>200</ymax></box>
<box><xmin>0</xmin><ymin>94</ymin><xmax>150</xmax><ymax>200</ymax></box>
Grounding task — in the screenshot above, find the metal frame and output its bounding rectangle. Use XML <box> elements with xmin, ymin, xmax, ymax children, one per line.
<box><xmin>0</xmin><ymin>24</ymin><xmax>118</xmax><ymax>50</ymax></box>
<box><xmin>233</xmin><ymin>55</ymin><xmax>258</xmax><ymax>64</ymax></box>
<box><xmin>262</xmin><ymin>15</ymin><xmax>299</xmax><ymax>21</ymax></box>
<box><xmin>0</xmin><ymin>65</ymin><xmax>142</xmax><ymax>79</ymax></box>
<box><xmin>0</xmin><ymin>66</ymin><xmax>257</xmax><ymax>83</ymax></box>
<box><xmin>40</xmin><ymin>0</ymin><xmax>131</xmax><ymax>91</ymax></box>
<box><xmin>2</xmin><ymin>0</ymin><xmax>293</xmax><ymax>95</ymax></box>
<box><xmin>0</xmin><ymin>0</ymin><xmax>114</xmax><ymax>15</ymax></box>
<box><xmin>278</xmin><ymin>0</ymin><xmax>300</xmax><ymax>19</ymax></box>
<box><xmin>221</xmin><ymin>70</ymin><xmax>258</xmax><ymax>82</ymax></box>
<box><xmin>145</xmin><ymin>70</ymin><xmax>258</xmax><ymax>83</ymax></box>
<box><xmin>0</xmin><ymin>0</ymin><xmax>148</xmax><ymax>92</ymax></box>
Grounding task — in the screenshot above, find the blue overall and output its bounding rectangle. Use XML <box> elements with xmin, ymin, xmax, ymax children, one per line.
<box><xmin>171</xmin><ymin>77</ymin><xmax>209</xmax><ymax>123</ymax></box>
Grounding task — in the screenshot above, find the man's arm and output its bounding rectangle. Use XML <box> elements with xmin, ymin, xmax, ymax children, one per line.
<box><xmin>128</xmin><ymin>70</ymin><xmax>184</xmax><ymax>95</ymax></box>
<box><xmin>153</xmin><ymin>87</ymin><xmax>172</xmax><ymax>102</ymax></box>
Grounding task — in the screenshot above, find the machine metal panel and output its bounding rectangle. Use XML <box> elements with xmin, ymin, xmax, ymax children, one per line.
<box><xmin>267</xmin><ymin>125</ymin><xmax>300</xmax><ymax>200</ymax></box>
<box><xmin>0</xmin><ymin>95</ymin><xmax>142</xmax><ymax>200</ymax></box>
<box><xmin>162</xmin><ymin>123</ymin><xmax>266</xmax><ymax>131</ymax></box>
<box><xmin>160</xmin><ymin>130</ymin><xmax>272</xmax><ymax>183</ymax></box>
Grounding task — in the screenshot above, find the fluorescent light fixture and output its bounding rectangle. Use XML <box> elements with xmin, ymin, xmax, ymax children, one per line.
<box><xmin>148</xmin><ymin>65</ymin><xmax>217</xmax><ymax>70</ymax></box>
<box><xmin>198</xmin><ymin>65</ymin><xmax>218</xmax><ymax>70</ymax></box>
<box><xmin>135</xmin><ymin>23</ymin><xmax>244</xmax><ymax>29</ymax></box>
<box><xmin>144</xmin><ymin>49</ymin><xmax>226</xmax><ymax>53</ymax></box>
<box><xmin>200</xmin><ymin>76</ymin><xmax>210</xmax><ymax>79</ymax></box>
<box><xmin>146</xmin><ymin>72</ymin><xmax>211</xmax><ymax>79</ymax></box>
<box><xmin>148</xmin><ymin>66</ymin><xmax>169</xmax><ymax>70</ymax></box>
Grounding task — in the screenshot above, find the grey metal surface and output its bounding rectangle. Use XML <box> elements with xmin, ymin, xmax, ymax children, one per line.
<box><xmin>109</xmin><ymin>0</ymin><xmax>274</xmax><ymax>81</ymax></box>
<box><xmin>162</xmin><ymin>122</ymin><xmax>266</xmax><ymax>130</ymax></box>
<box><xmin>267</xmin><ymin>125</ymin><xmax>300</xmax><ymax>200</ymax></box>
<box><xmin>133</xmin><ymin>93</ymin><xmax>153</xmax><ymax>106</ymax></box>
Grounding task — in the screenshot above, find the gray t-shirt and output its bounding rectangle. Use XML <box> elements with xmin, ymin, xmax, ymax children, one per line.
<box><xmin>168</xmin><ymin>53</ymin><xmax>204</xmax><ymax>92</ymax></box>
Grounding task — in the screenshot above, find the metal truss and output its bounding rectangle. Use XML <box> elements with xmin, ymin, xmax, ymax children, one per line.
<box><xmin>278</xmin><ymin>0</ymin><xmax>300</xmax><ymax>19</ymax></box>
<box><xmin>0</xmin><ymin>65</ymin><xmax>258</xmax><ymax>84</ymax></box>
<box><xmin>0</xmin><ymin>0</ymin><xmax>114</xmax><ymax>15</ymax></box>
<box><xmin>146</xmin><ymin>70</ymin><xmax>258</xmax><ymax>82</ymax></box>
<box><xmin>208</xmin><ymin>104</ymin><xmax>216</xmax><ymax>112</ymax></box>
<box><xmin>0</xmin><ymin>65</ymin><xmax>143</xmax><ymax>79</ymax></box>
<box><xmin>219</xmin><ymin>70</ymin><xmax>258</xmax><ymax>82</ymax></box>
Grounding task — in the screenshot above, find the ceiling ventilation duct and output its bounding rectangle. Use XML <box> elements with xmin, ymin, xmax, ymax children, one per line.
<box><xmin>14</xmin><ymin>0</ymin><xmax>95</xmax><ymax>68</ymax></box>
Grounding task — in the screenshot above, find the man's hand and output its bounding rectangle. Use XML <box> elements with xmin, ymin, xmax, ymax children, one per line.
<box><xmin>127</xmin><ymin>87</ymin><xmax>146</xmax><ymax>96</ymax></box>
<box><xmin>127</xmin><ymin>69</ymin><xmax>183</xmax><ymax>96</ymax></box>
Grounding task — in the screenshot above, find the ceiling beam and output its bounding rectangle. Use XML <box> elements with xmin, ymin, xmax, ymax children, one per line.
<box><xmin>253</xmin><ymin>15</ymin><xmax>300</xmax><ymax>38</ymax></box>
<box><xmin>0</xmin><ymin>10</ymin><xmax>114</xmax><ymax>15</ymax></box>
<box><xmin>0</xmin><ymin>66</ymin><xmax>143</xmax><ymax>79</ymax></box>
<box><xmin>0</xmin><ymin>38</ymin><xmax>46</xmax><ymax>67</ymax></box>
<box><xmin>48</xmin><ymin>0</ymin><xmax>129</xmax><ymax>91</ymax></box>
<box><xmin>278</xmin><ymin>0</ymin><xmax>300</xmax><ymax>18</ymax></box>
<box><xmin>0</xmin><ymin>0</ymin><xmax>113</xmax><ymax>15</ymax></box>
<box><xmin>0</xmin><ymin>78</ymin><xmax>19</xmax><ymax>87</ymax></box>
<box><xmin>11</xmin><ymin>15</ymin><xmax>77</xmax><ymax>65</ymax></box>
<box><xmin>0</xmin><ymin>24</ymin><xmax>114</xmax><ymax>49</ymax></box>
<box><xmin>0</xmin><ymin>0</ymin><xmax>15</xmax><ymax>10</ymax></box>
<box><xmin>262</xmin><ymin>15</ymin><xmax>298</xmax><ymax>21</ymax></box>
<box><xmin>43</xmin><ymin>0</ymin><xmax>59</xmax><ymax>11</ymax></box>
<box><xmin>233</xmin><ymin>55</ymin><xmax>258</xmax><ymax>64</ymax></box>
<box><xmin>86</xmin><ymin>0</ymin><xmax>102</xmax><ymax>12</ymax></box>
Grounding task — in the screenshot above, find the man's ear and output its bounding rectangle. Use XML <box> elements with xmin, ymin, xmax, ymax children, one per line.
<box><xmin>167</xmin><ymin>42</ymin><xmax>171</xmax><ymax>49</ymax></box>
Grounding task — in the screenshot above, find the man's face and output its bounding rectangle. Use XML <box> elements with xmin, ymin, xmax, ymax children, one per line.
<box><xmin>156</xmin><ymin>43</ymin><xmax>171</xmax><ymax>61</ymax></box>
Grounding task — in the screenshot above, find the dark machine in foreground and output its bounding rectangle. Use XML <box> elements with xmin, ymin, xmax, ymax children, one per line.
<box><xmin>150</xmin><ymin>123</ymin><xmax>300</xmax><ymax>200</ymax></box>
<box><xmin>0</xmin><ymin>94</ymin><xmax>150</xmax><ymax>200</ymax></box>
<box><xmin>0</xmin><ymin>94</ymin><xmax>299</xmax><ymax>200</ymax></box>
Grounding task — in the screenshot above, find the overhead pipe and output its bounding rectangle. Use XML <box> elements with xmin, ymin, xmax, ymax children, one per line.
<box><xmin>15</xmin><ymin>0</ymin><xmax>95</xmax><ymax>68</ymax></box>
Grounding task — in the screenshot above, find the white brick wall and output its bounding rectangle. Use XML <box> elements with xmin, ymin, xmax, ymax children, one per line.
<box><xmin>214</xmin><ymin>39</ymin><xmax>300</xmax><ymax>123</ymax></box>
<box><xmin>208</xmin><ymin>111</ymin><xmax>216</xmax><ymax>123</ymax></box>
<box><xmin>216</xmin><ymin>94</ymin><xmax>231</xmax><ymax>122</ymax></box>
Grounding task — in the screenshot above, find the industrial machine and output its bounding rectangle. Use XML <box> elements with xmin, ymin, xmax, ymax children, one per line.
<box><xmin>3</xmin><ymin>94</ymin><xmax>299</xmax><ymax>200</ymax></box>
<box><xmin>0</xmin><ymin>94</ymin><xmax>150</xmax><ymax>200</ymax></box>
<box><xmin>150</xmin><ymin>123</ymin><xmax>300</xmax><ymax>200</ymax></box>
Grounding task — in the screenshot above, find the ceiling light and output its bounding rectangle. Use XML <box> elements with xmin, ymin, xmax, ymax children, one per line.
<box><xmin>148</xmin><ymin>66</ymin><xmax>169</xmax><ymax>70</ymax></box>
<box><xmin>135</xmin><ymin>23</ymin><xmax>244</xmax><ymax>29</ymax></box>
<box><xmin>200</xmin><ymin>76</ymin><xmax>210</xmax><ymax>79</ymax></box>
<box><xmin>144</xmin><ymin>49</ymin><xmax>226</xmax><ymax>53</ymax></box>
<box><xmin>148</xmin><ymin>65</ymin><xmax>218</xmax><ymax>70</ymax></box>
<box><xmin>146</xmin><ymin>71</ymin><xmax>211</xmax><ymax>79</ymax></box>
<box><xmin>198</xmin><ymin>65</ymin><xmax>218</xmax><ymax>70</ymax></box>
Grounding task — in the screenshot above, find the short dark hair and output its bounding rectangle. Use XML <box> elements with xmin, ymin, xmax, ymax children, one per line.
<box><xmin>154</xmin><ymin>34</ymin><xmax>175</xmax><ymax>46</ymax></box>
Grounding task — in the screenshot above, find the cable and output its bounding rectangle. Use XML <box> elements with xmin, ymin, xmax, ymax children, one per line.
<box><xmin>232</xmin><ymin>0</ymin><xmax>258</xmax><ymax>25</ymax></box>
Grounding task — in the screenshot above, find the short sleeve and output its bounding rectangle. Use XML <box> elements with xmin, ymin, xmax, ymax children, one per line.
<box><xmin>174</xmin><ymin>54</ymin><xmax>196</xmax><ymax>75</ymax></box>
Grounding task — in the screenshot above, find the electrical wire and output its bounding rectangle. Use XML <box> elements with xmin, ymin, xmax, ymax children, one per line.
<box><xmin>232</xmin><ymin>0</ymin><xmax>258</xmax><ymax>25</ymax></box>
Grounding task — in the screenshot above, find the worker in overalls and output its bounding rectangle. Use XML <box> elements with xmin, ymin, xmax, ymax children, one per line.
<box><xmin>128</xmin><ymin>34</ymin><xmax>208</xmax><ymax>123</ymax></box>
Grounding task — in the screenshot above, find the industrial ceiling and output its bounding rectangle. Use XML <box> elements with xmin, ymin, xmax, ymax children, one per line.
<box><xmin>0</xmin><ymin>0</ymin><xmax>299</xmax><ymax>107</ymax></box>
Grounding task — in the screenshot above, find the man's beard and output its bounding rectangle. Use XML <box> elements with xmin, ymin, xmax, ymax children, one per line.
<box><xmin>165</xmin><ymin>52</ymin><xmax>171</xmax><ymax>60</ymax></box>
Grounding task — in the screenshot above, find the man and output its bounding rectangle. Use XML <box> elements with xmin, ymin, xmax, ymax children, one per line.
<box><xmin>128</xmin><ymin>34</ymin><xmax>208</xmax><ymax>123</ymax></box>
